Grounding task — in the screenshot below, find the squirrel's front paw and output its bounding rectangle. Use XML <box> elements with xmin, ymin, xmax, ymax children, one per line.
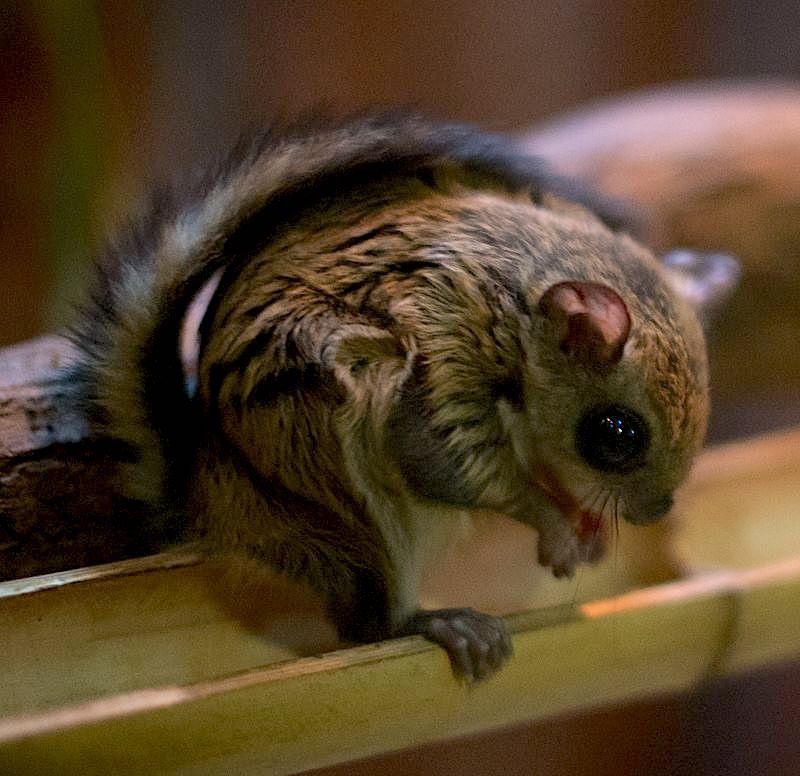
<box><xmin>399</xmin><ymin>607</ymin><xmax>512</xmax><ymax>683</ymax></box>
<box><xmin>537</xmin><ymin>517</ymin><xmax>604</xmax><ymax>578</ymax></box>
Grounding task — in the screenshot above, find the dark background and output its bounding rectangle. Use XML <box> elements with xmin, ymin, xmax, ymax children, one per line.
<box><xmin>2</xmin><ymin>3</ymin><xmax>799</xmax><ymax>774</ymax></box>
<box><xmin>2</xmin><ymin>0</ymin><xmax>800</xmax><ymax>345</ymax></box>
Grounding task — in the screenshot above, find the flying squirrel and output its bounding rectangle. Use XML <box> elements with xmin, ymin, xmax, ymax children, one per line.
<box><xmin>69</xmin><ymin>113</ymin><xmax>737</xmax><ymax>682</ymax></box>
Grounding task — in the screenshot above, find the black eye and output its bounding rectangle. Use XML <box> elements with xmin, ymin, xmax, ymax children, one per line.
<box><xmin>575</xmin><ymin>404</ymin><xmax>649</xmax><ymax>473</ymax></box>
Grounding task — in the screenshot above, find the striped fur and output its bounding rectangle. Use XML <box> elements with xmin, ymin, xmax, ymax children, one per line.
<box><xmin>69</xmin><ymin>114</ymin><xmax>713</xmax><ymax>649</ymax></box>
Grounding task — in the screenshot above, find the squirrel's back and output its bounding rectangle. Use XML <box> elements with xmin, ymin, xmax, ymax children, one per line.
<box><xmin>68</xmin><ymin>113</ymin><xmax>628</xmax><ymax>511</ymax></box>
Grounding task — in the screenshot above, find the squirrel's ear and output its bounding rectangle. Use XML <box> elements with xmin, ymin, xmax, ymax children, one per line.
<box><xmin>324</xmin><ymin>324</ymin><xmax>415</xmax><ymax>395</ymax></box>
<box><xmin>539</xmin><ymin>281</ymin><xmax>631</xmax><ymax>368</ymax></box>
<box><xmin>661</xmin><ymin>249</ymin><xmax>740</xmax><ymax>325</ymax></box>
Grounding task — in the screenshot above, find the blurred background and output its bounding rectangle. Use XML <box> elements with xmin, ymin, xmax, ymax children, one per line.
<box><xmin>2</xmin><ymin>2</ymin><xmax>800</xmax><ymax>775</ymax></box>
<box><xmin>2</xmin><ymin>0</ymin><xmax>800</xmax><ymax>345</ymax></box>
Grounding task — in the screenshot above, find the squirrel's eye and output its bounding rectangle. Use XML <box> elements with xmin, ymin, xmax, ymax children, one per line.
<box><xmin>576</xmin><ymin>405</ymin><xmax>649</xmax><ymax>473</ymax></box>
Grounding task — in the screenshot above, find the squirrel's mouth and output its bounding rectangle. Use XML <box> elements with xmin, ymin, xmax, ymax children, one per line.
<box><xmin>533</xmin><ymin>466</ymin><xmax>608</xmax><ymax>553</ymax></box>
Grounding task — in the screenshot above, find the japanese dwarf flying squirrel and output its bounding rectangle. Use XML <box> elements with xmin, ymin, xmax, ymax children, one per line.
<box><xmin>70</xmin><ymin>113</ymin><xmax>736</xmax><ymax>682</ymax></box>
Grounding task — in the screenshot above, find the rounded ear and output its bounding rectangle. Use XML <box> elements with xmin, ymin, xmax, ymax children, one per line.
<box><xmin>322</xmin><ymin>324</ymin><xmax>415</xmax><ymax>395</ymax></box>
<box><xmin>661</xmin><ymin>249</ymin><xmax>740</xmax><ymax>325</ymax></box>
<box><xmin>539</xmin><ymin>281</ymin><xmax>631</xmax><ymax>368</ymax></box>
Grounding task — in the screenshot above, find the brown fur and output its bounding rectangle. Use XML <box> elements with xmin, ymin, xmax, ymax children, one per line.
<box><xmin>69</xmin><ymin>114</ymin><xmax>733</xmax><ymax>678</ymax></box>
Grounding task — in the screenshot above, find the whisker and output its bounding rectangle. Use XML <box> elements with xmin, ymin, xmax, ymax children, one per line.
<box><xmin>582</xmin><ymin>486</ymin><xmax>605</xmax><ymax>517</ymax></box>
<box><xmin>578</xmin><ymin>485</ymin><xmax>602</xmax><ymax>512</ymax></box>
<box><xmin>596</xmin><ymin>491</ymin><xmax>612</xmax><ymax>542</ymax></box>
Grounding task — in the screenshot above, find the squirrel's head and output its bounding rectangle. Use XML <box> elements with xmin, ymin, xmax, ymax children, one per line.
<box><xmin>380</xmin><ymin>192</ymin><xmax>737</xmax><ymax>536</ymax></box>
<box><xmin>520</xmin><ymin>201</ymin><xmax>739</xmax><ymax>531</ymax></box>
<box><xmin>523</xmin><ymin>243</ymin><xmax>724</xmax><ymax>528</ymax></box>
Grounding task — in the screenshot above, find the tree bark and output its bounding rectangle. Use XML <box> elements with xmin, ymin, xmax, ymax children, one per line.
<box><xmin>0</xmin><ymin>336</ymin><xmax>159</xmax><ymax>579</ymax></box>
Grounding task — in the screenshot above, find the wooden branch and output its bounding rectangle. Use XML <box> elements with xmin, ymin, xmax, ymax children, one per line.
<box><xmin>522</xmin><ymin>81</ymin><xmax>800</xmax><ymax>256</ymax></box>
<box><xmin>0</xmin><ymin>337</ymin><xmax>159</xmax><ymax>580</ymax></box>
